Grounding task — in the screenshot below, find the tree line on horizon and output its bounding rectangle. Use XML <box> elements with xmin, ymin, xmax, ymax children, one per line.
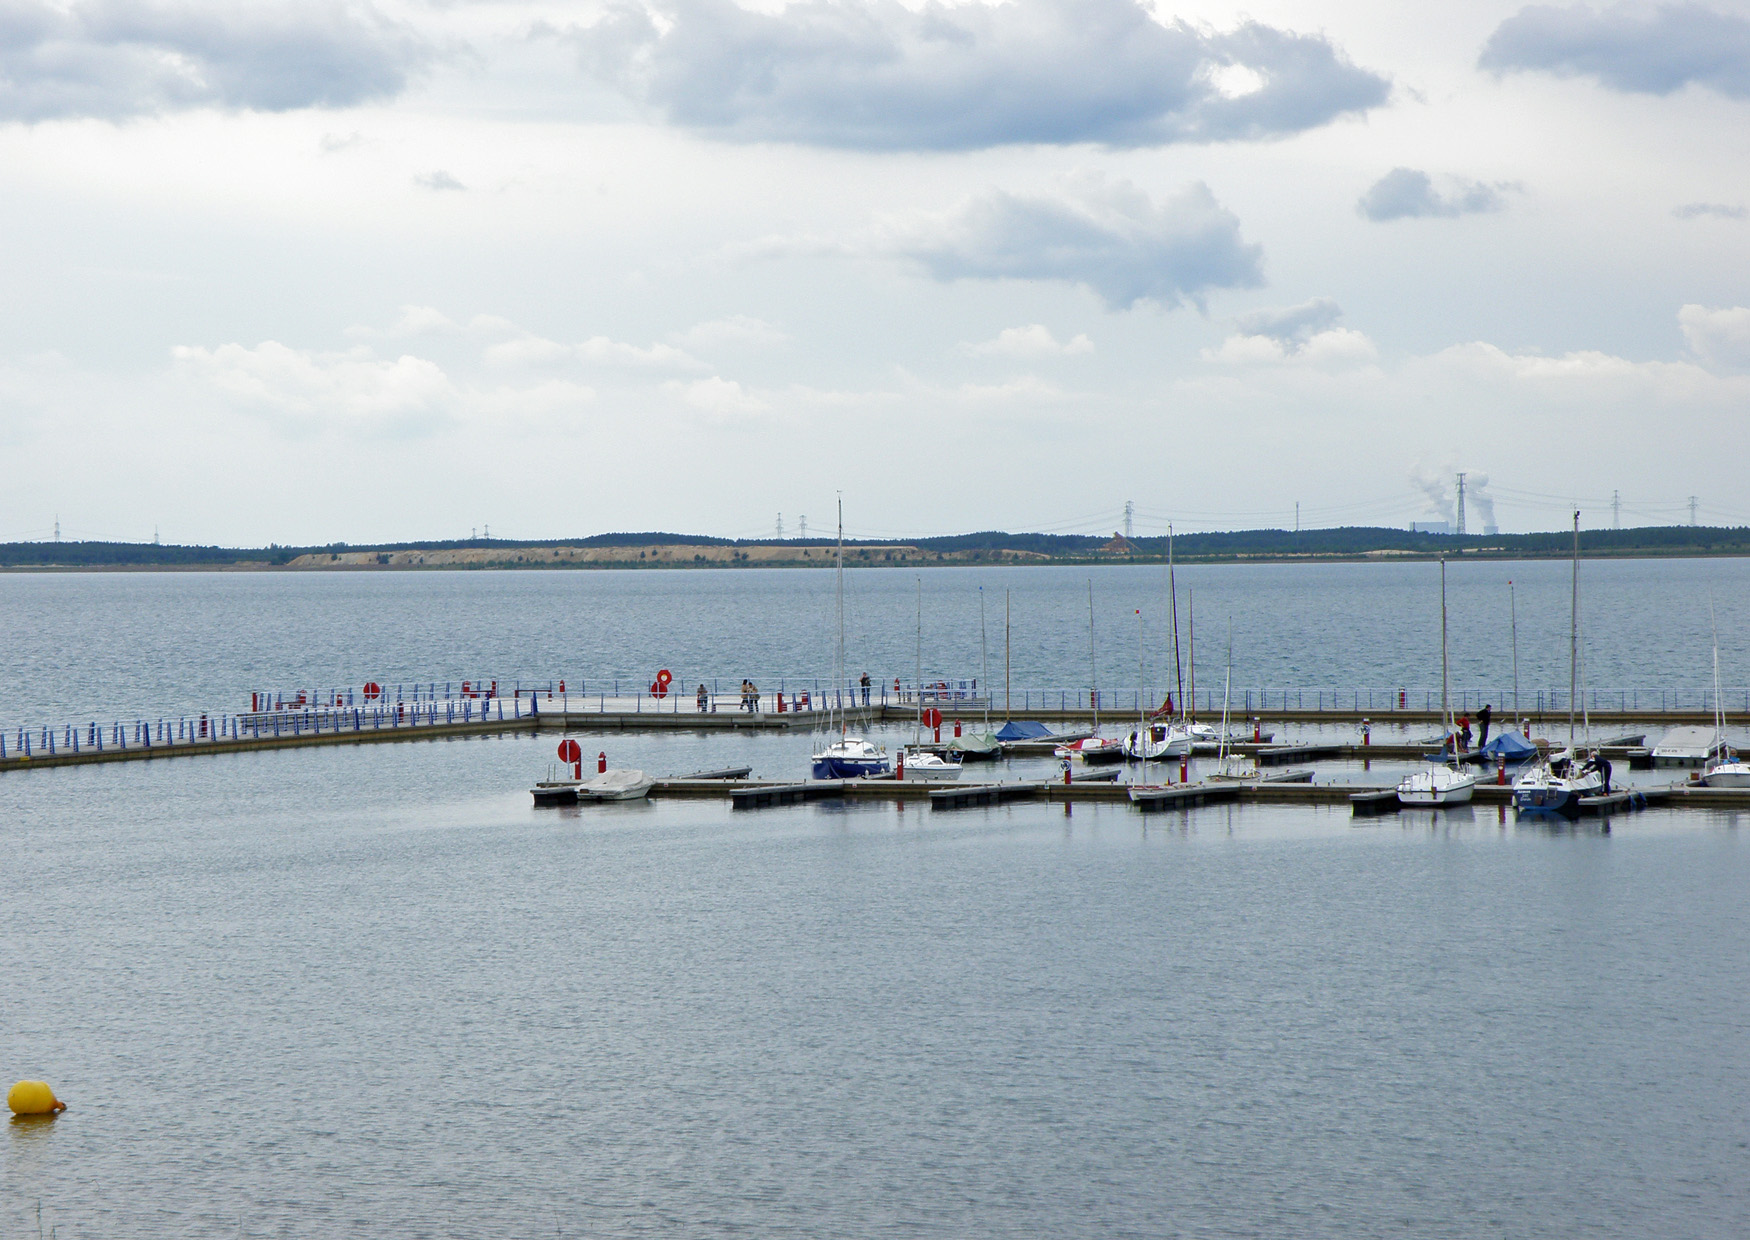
<box><xmin>4</xmin><ymin>524</ymin><xmax>1750</xmax><ymax>567</ymax></box>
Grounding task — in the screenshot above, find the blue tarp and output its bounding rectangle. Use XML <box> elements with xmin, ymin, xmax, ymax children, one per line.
<box><xmin>1478</xmin><ymin>730</ymin><xmax>1538</xmax><ymax>761</ymax></box>
<box><xmin>995</xmin><ymin>720</ymin><xmax>1053</xmax><ymax>741</ymax></box>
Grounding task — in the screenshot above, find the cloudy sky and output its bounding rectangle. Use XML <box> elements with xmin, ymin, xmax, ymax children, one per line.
<box><xmin>2</xmin><ymin>0</ymin><xmax>1747</xmax><ymax>546</ymax></box>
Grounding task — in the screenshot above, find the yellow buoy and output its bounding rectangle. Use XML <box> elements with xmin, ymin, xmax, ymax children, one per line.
<box><xmin>7</xmin><ymin>1080</ymin><xmax>64</xmax><ymax>1115</ymax></box>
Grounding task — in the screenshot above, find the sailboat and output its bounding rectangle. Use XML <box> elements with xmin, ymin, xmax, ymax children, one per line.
<box><xmin>948</xmin><ymin>587</ymin><xmax>1002</xmax><ymax>761</ymax></box>
<box><xmin>1398</xmin><ymin>558</ymin><xmax>1477</xmax><ymax>806</ymax></box>
<box><xmin>1058</xmin><ymin>581</ymin><xmax>1126</xmax><ymax>764</ymax></box>
<box><xmin>1207</xmin><ymin>621</ymin><xmax>1259</xmax><ymax>781</ymax></box>
<box><xmin>1127</xmin><ymin>524</ymin><xmax>1197</xmax><ymax>759</ymax></box>
<box><xmin>1703</xmin><ymin>606</ymin><xmax>1750</xmax><ymax>787</ymax></box>
<box><xmin>810</xmin><ymin>501</ymin><xmax>891</xmax><ymax>780</ymax></box>
<box><xmin>900</xmin><ymin>578</ymin><xmax>963</xmax><ymax>782</ymax></box>
<box><xmin>1513</xmin><ymin>512</ymin><xmax>1603</xmax><ymax>813</ymax></box>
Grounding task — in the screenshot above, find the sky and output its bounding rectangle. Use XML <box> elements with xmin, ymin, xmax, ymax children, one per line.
<box><xmin>1</xmin><ymin>0</ymin><xmax>1747</xmax><ymax>546</ymax></box>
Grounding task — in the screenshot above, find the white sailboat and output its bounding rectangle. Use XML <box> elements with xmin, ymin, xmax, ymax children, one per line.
<box><xmin>900</xmin><ymin>578</ymin><xmax>962</xmax><ymax>782</ymax></box>
<box><xmin>1703</xmin><ymin>605</ymin><xmax>1750</xmax><ymax>787</ymax></box>
<box><xmin>811</xmin><ymin>500</ymin><xmax>891</xmax><ymax>780</ymax></box>
<box><xmin>1207</xmin><ymin>622</ymin><xmax>1259</xmax><ymax>782</ymax></box>
<box><xmin>1057</xmin><ymin>581</ymin><xmax>1126</xmax><ymax>763</ymax></box>
<box><xmin>1399</xmin><ymin>559</ymin><xmax>1477</xmax><ymax>806</ymax></box>
<box><xmin>1513</xmin><ymin>512</ymin><xmax>1603</xmax><ymax>813</ymax></box>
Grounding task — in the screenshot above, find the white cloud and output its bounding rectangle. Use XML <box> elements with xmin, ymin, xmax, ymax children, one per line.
<box><xmin>960</xmin><ymin>325</ymin><xmax>1094</xmax><ymax>358</ymax></box>
<box><xmin>1679</xmin><ymin>304</ymin><xmax>1750</xmax><ymax>370</ymax></box>
<box><xmin>567</xmin><ymin>0</ymin><xmax>1389</xmax><ymax>151</ymax></box>
<box><xmin>666</xmin><ymin>376</ymin><xmax>766</xmax><ymax>416</ymax></box>
<box><xmin>884</xmin><ymin>175</ymin><xmax>1262</xmax><ymax>310</ymax></box>
<box><xmin>671</xmin><ymin>315</ymin><xmax>791</xmax><ymax>350</ymax></box>
<box><xmin>1206</xmin><ymin>299</ymin><xmax>1376</xmax><ymax>366</ymax></box>
<box><xmin>171</xmin><ymin>341</ymin><xmax>455</xmax><ymax>431</ymax></box>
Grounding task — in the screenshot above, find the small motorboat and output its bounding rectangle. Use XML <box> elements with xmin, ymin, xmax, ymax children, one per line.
<box><xmin>1704</xmin><ymin>753</ymin><xmax>1750</xmax><ymax>788</ymax></box>
<box><xmin>898</xmin><ymin>749</ymin><xmax>962</xmax><ymax>781</ymax></box>
<box><xmin>531</xmin><ymin>767</ymin><xmax>654</xmax><ymax>804</ymax></box>
<box><xmin>947</xmin><ymin>731</ymin><xmax>1002</xmax><ymax>762</ymax></box>
<box><xmin>581</xmin><ymin>768</ymin><xmax>654</xmax><ymax>801</ymax></box>
<box><xmin>1398</xmin><ymin>764</ymin><xmax>1477</xmax><ymax>806</ymax></box>
<box><xmin>1054</xmin><ymin>735</ymin><xmax>1127</xmax><ymax>764</ymax></box>
<box><xmin>811</xmin><ymin>736</ymin><xmax>891</xmax><ymax>779</ymax></box>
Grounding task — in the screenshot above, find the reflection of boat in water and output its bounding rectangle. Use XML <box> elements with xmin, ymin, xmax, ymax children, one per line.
<box><xmin>899</xmin><ymin>749</ymin><xmax>963</xmax><ymax>781</ymax></box>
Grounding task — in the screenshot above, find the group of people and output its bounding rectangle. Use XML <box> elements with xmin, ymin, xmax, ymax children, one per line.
<box><xmin>739</xmin><ymin>679</ymin><xmax>762</xmax><ymax>712</ymax></box>
<box><xmin>1451</xmin><ymin>703</ymin><xmax>1494</xmax><ymax>752</ymax></box>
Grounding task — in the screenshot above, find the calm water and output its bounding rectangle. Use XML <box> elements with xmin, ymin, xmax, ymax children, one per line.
<box><xmin>3</xmin><ymin>557</ymin><xmax>1750</xmax><ymax>724</ymax></box>
<box><xmin>6</xmin><ymin>564</ymin><xmax>1750</xmax><ymax>1236</ymax></box>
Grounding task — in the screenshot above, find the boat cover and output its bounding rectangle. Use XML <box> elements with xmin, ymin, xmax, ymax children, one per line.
<box><xmin>1477</xmin><ymin>730</ymin><xmax>1538</xmax><ymax>761</ymax></box>
<box><xmin>995</xmin><ymin>720</ymin><xmax>1053</xmax><ymax>740</ymax></box>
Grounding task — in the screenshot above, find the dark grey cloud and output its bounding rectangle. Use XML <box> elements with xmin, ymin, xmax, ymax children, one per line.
<box><xmin>1480</xmin><ymin>3</ymin><xmax>1750</xmax><ymax>97</ymax></box>
<box><xmin>1358</xmin><ymin>167</ymin><xmax>1512</xmax><ymax>221</ymax></box>
<box><xmin>1234</xmin><ymin>297</ymin><xmax>1342</xmax><ymax>344</ymax></box>
<box><xmin>1674</xmin><ymin>201</ymin><xmax>1746</xmax><ymax>219</ymax></box>
<box><xmin>0</xmin><ymin>0</ymin><xmax>428</xmax><ymax>121</ymax></box>
<box><xmin>888</xmin><ymin>177</ymin><xmax>1262</xmax><ymax>310</ymax></box>
<box><xmin>569</xmin><ymin>0</ymin><xmax>1389</xmax><ymax>150</ymax></box>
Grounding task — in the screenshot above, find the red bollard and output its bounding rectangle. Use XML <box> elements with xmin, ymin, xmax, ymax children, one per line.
<box><xmin>1398</xmin><ymin>689</ymin><xmax>1406</xmax><ymax>709</ymax></box>
<box><xmin>200</xmin><ymin>713</ymin><xmax>208</xmax><ymax>738</ymax></box>
<box><xmin>954</xmin><ymin>719</ymin><xmax>962</xmax><ymax>737</ymax></box>
<box><xmin>572</xmin><ymin>760</ymin><xmax>582</xmax><ymax>780</ymax></box>
<box><xmin>252</xmin><ymin>692</ymin><xmax>259</xmax><ymax>712</ymax></box>
<box><xmin>898</xmin><ymin>750</ymin><xmax>906</xmax><ymax>778</ymax></box>
<box><xmin>490</xmin><ymin>680</ymin><xmax>498</xmax><ymax>699</ymax></box>
<box><xmin>1361</xmin><ymin>719</ymin><xmax>1371</xmax><ymax>746</ymax></box>
<box><xmin>559</xmin><ymin>679</ymin><xmax>565</xmax><ymax>695</ymax></box>
<box><xmin>933</xmin><ymin>722</ymin><xmax>941</xmax><ymax>743</ymax></box>
<box><xmin>778</xmin><ymin>692</ymin><xmax>786</xmax><ymax>713</ymax></box>
<box><xmin>598</xmin><ymin>750</ymin><xmax>608</xmax><ymax>773</ymax></box>
<box><xmin>1063</xmin><ymin>759</ymin><xmax>1072</xmax><ymax>785</ymax></box>
<box><xmin>1180</xmin><ymin>757</ymin><xmax>1188</xmax><ymax>783</ymax></box>
<box><xmin>1252</xmin><ymin>717</ymin><xmax>1261</xmax><ymax>742</ymax></box>
<box><xmin>1497</xmin><ymin>756</ymin><xmax>1506</xmax><ymax>785</ymax></box>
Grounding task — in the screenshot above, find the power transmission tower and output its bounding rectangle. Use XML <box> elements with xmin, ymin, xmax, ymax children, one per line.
<box><xmin>776</xmin><ymin>513</ymin><xmax>784</xmax><ymax>539</ymax></box>
<box><xmin>53</xmin><ymin>515</ymin><xmax>60</xmax><ymax>542</ymax></box>
<box><xmin>1123</xmin><ymin>500</ymin><xmax>1134</xmax><ymax>540</ymax></box>
<box><xmin>1690</xmin><ymin>496</ymin><xmax>1699</xmax><ymax>526</ymax></box>
<box><xmin>1612</xmin><ymin>490</ymin><xmax>1620</xmax><ymax>529</ymax></box>
<box><xmin>799</xmin><ymin>515</ymin><xmax>807</xmax><ymax>540</ymax></box>
<box><xmin>1455</xmin><ymin>473</ymin><xmax>1466</xmax><ymax>536</ymax></box>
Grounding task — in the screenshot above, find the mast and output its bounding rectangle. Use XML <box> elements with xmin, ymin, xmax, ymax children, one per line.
<box><xmin>836</xmin><ymin>496</ymin><xmax>846</xmax><ymax>738</ymax></box>
<box><xmin>1088</xmin><ymin>580</ymin><xmax>1098</xmax><ymax>730</ymax></box>
<box><xmin>1510</xmin><ymin>579</ymin><xmax>1519</xmax><ymax>727</ymax></box>
<box><xmin>1168</xmin><ymin>525</ymin><xmax>1183</xmax><ymax>716</ymax></box>
<box><xmin>1004</xmin><ymin>589</ymin><xmax>1011</xmax><ymax>721</ymax></box>
<box><xmin>1217</xmin><ymin>619</ymin><xmax>1233</xmax><ymax>769</ymax></box>
<box><xmin>1440</xmin><ymin>557</ymin><xmax>1450</xmax><ymax>758</ymax></box>
<box><xmin>1187</xmin><ymin>588</ymin><xmax>1196</xmax><ymax>723</ymax></box>
<box><xmin>1137</xmin><ymin>608</ymin><xmax>1147</xmax><ymax>785</ymax></box>
<box><xmin>979</xmin><ymin>587</ymin><xmax>990</xmax><ymax>732</ymax></box>
<box><xmin>915</xmin><ymin>576</ymin><xmax>923</xmax><ymax>746</ymax></box>
<box><xmin>1712</xmin><ymin>600</ymin><xmax>1725</xmax><ymax>756</ymax></box>
<box><xmin>1575</xmin><ymin>510</ymin><xmax>1589</xmax><ymax>745</ymax></box>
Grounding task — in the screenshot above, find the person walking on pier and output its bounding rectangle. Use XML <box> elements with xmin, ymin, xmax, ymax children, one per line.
<box><xmin>1476</xmin><ymin>704</ymin><xmax>1493</xmax><ymax>748</ymax></box>
<box><xmin>697</xmin><ymin>683</ymin><xmax>709</xmax><ymax>713</ymax></box>
<box><xmin>860</xmin><ymin>671</ymin><xmax>871</xmax><ymax>705</ymax></box>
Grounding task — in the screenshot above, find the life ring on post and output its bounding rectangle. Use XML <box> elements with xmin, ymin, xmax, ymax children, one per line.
<box><xmin>654</xmin><ymin>668</ymin><xmax>672</xmax><ymax>699</ymax></box>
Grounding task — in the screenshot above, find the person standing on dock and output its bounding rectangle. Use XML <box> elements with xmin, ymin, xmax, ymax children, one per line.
<box><xmin>697</xmin><ymin>683</ymin><xmax>709</xmax><ymax>713</ymax></box>
<box><xmin>860</xmin><ymin>671</ymin><xmax>871</xmax><ymax>705</ymax></box>
<box><xmin>1585</xmin><ymin>752</ymin><xmax>1613</xmax><ymax>795</ymax></box>
<box><xmin>1476</xmin><ymin>704</ymin><xmax>1493</xmax><ymax>748</ymax></box>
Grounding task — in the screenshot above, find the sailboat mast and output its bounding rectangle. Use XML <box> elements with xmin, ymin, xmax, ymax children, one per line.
<box><xmin>915</xmin><ymin>577</ymin><xmax>923</xmax><ymax>745</ymax></box>
<box><xmin>1137</xmin><ymin>608</ymin><xmax>1147</xmax><ymax>785</ymax></box>
<box><xmin>836</xmin><ymin>497</ymin><xmax>846</xmax><ymax>738</ymax></box>
<box><xmin>1440</xmin><ymin>558</ymin><xmax>1450</xmax><ymax>754</ymax></box>
<box><xmin>1712</xmin><ymin>601</ymin><xmax>1725</xmax><ymax>753</ymax></box>
<box><xmin>1187</xmin><ymin>589</ymin><xmax>1196</xmax><ymax>722</ymax></box>
<box><xmin>1004</xmin><ymin>589</ymin><xmax>1011</xmax><ymax>722</ymax></box>
<box><xmin>979</xmin><ymin>587</ymin><xmax>990</xmax><ymax>730</ymax></box>
<box><xmin>1570</xmin><ymin>510</ymin><xmax>1579</xmax><ymax>747</ymax></box>
<box><xmin>1088</xmin><ymin>580</ymin><xmax>1098</xmax><ymax>730</ymax></box>
<box><xmin>1510</xmin><ymin>579</ymin><xmax>1519</xmax><ymax>726</ymax></box>
<box><xmin>1217</xmin><ymin>620</ymin><xmax>1233</xmax><ymax>767</ymax></box>
<box><xmin>1168</xmin><ymin>525</ymin><xmax>1183</xmax><ymax>715</ymax></box>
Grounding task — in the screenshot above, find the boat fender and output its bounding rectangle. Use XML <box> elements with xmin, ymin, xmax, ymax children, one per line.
<box><xmin>7</xmin><ymin>1081</ymin><xmax>66</xmax><ymax>1115</ymax></box>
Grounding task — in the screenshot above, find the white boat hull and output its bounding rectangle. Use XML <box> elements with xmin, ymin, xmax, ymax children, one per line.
<box><xmin>899</xmin><ymin>751</ymin><xmax>963</xmax><ymax>781</ymax></box>
<box><xmin>1397</xmin><ymin>767</ymin><xmax>1478</xmax><ymax>806</ymax></box>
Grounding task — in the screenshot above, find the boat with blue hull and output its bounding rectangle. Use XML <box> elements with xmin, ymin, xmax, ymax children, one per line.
<box><xmin>813</xmin><ymin>738</ymin><xmax>890</xmax><ymax>779</ymax></box>
<box><xmin>1513</xmin><ymin>512</ymin><xmax>1601</xmax><ymax>817</ymax></box>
